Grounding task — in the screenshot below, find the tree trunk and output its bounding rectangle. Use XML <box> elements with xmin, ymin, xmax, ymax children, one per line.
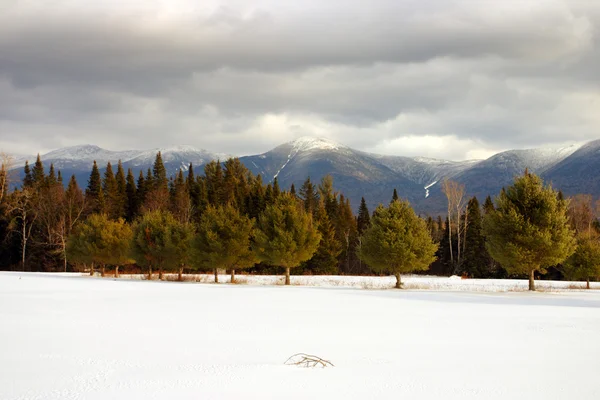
<box><xmin>214</xmin><ymin>268</ymin><xmax>219</xmax><ymax>283</ymax></box>
<box><xmin>178</xmin><ymin>267</ymin><xmax>183</xmax><ymax>282</ymax></box>
<box><xmin>230</xmin><ymin>269</ymin><xmax>235</xmax><ymax>283</ymax></box>
<box><xmin>101</xmin><ymin>265</ymin><xmax>105</xmax><ymax>277</ymax></box>
<box><xmin>285</xmin><ymin>267</ymin><xmax>290</xmax><ymax>285</ymax></box>
<box><xmin>148</xmin><ymin>266</ymin><xmax>152</xmax><ymax>280</ymax></box>
<box><xmin>587</xmin><ymin>279</ymin><xmax>590</xmax><ymax>290</ymax></box>
<box><xmin>90</xmin><ymin>262</ymin><xmax>94</xmax><ymax>276</ymax></box>
<box><xmin>115</xmin><ymin>266</ymin><xmax>119</xmax><ymax>278</ymax></box>
<box><xmin>395</xmin><ymin>273</ymin><xmax>402</xmax><ymax>289</ymax></box>
<box><xmin>529</xmin><ymin>269</ymin><xmax>535</xmax><ymax>291</ymax></box>
<box><xmin>159</xmin><ymin>268</ymin><xmax>163</xmax><ymax>281</ymax></box>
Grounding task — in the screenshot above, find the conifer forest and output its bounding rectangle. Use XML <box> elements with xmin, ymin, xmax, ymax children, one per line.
<box><xmin>0</xmin><ymin>152</ymin><xmax>598</xmax><ymax>291</ymax></box>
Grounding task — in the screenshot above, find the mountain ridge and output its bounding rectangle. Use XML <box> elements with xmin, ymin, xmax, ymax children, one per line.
<box><xmin>7</xmin><ymin>137</ymin><xmax>594</xmax><ymax>215</ymax></box>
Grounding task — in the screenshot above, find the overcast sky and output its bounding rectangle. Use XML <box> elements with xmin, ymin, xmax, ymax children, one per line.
<box><xmin>1</xmin><ymin>0</ymin><xmax>599</xmax><ymax>160</ymax></box>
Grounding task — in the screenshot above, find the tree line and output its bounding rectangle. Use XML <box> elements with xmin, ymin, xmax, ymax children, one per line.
<box><xmin>0</xmin><ymin>152</ymin><xmax>599</xmax><ymax>290</ymax></box>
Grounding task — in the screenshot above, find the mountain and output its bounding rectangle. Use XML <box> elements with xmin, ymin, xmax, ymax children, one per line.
<box><xmin>8</xmin><ymin>137</ymin><xmax>596</xmax><ymax>215</ymax></box>
<box><xmin>12</xmin><ymin>144</ymin><xmax>229</xmax><ymax>188</ymax></box>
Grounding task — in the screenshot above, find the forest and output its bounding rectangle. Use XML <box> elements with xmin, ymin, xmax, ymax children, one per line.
<box><xmin>0</xmin><ymin>152</ymin><xmax>598</xmax><ymax>290</ymax></box>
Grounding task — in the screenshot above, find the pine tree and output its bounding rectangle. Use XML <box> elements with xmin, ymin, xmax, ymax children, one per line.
<box><xmin>86</xmin><ymin>161</ymin><xmax>104</xmax><ymax>214</ymax></box>
<box><xmin>335</xmin><ymin>194</ymin><xmax>358</xmax><ymax>274</ymax></box>
<box><xmin>290</xmin><ymin>183</ymin><xmax>296</xmax><ymax>197</ymax></box>
<box><xmin>32</xmin><ymin>154</ymin><xmax>45</xmax><ymax>188</ymax></box>
<box><xmin>193</xmin><ymin>204</ymin><xmax>258</xmax><ymax>283</ymax></box>
<box><xmin>303</xmin><ymin>199</ymin><xmax>342</xmax><ymax>274</ymax></box>
<box><xmin>125</xmin><ymin>169</ymin><xmax>137</xmax><ymax>221</ymax></box>
<box><xmin>391</xmin><ymin>188</ymin><xmax>399</xmax><ymax>203</ymax></box>
<box><xmin>103</xmin><ymin>162</ymin><xmax>119</xmax><ymax>219</ymax></box>
<box><xmin>67</xmin><ymin>214</ymin><xmax>133</xmax><ymax>277</ymax></box>
<box><xmin>115</xmin><ymin>161</ymin><xmax>127</xmax><ymax>219</ymax></box>
<box><xmin>171</xmin><ymin>170</ymin><xmax>192</xmax><ymax>223</ymax></box>
<box><xmin>299</xmin><ymin>177</ymin><xmax>318</xmax><ymax>215</ymax></box>
<box><xmin>57</xmin><ymin>170</ymin><xmax>63</xmax><ymax>185</ymax></box>
<box><xmin>461</xmin><ymin>197</ymin><xmax>489</xmax><ymax>278</ymax></box>
<box><xmin>254</xmin><ymin>192</ymin><xmax>321</xmax><ymax>285</ymax></box>
<box><xmin>152</xmin><ymin>152</ymin><xmax>168</xmax><ymax>191</ymax></box>
<box><xmin>483</xmin><ymin>171</ymin><xmax>576</xmax><ymax>290</ymax></box>
<box><xmin>204</xmin><ymin>160</ymin><xmax>223</xmax><ymax>206</ymax></box>
<box><xmin>357</xmin><ymin>197</ymin><xmax>371</xmax><ymax>235</ymax></box>
<box><xmin>131</xmin><ymin>210</ymin><xmax>193</xmax><ymax>280</ymax></box>
<box><xmin>561</xmin><ymin>232</ymin><xmax>600</xmax><ymax>289</ymax></box>
<box><xmin>483</xmin><ymin>195</ymin><xmax>495</xmax><ymax>214</ymax></box>
<box><xmin>358</xmin><ymin>199</ymin><xmax>438</xmax><ymax>288</ymax></box>
<box><xmin>23</xmin><ymin>161</ymin><xmax>34</xmax><ymax>188</ymax></box>
<box><xmin>47</xmin><ymin>163</ymin><xmax>57</xmax><ymax>187</ymax></box>
<box><xmin>136</xmin><ymin>170</ymin><xmax>147</xmax><ymax>213</ymax></box>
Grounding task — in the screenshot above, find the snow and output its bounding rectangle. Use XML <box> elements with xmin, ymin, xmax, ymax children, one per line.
<box><xmin>424</xmin><ymin>180</ymin><xmax>438</xmax><ymax>198</ymax></box>
<box><xmin>290</xmin><ymin>136</ymin><xmax>344</xmax><ymax>152</ymax></box>
<box><xmin>1</xmin><ymin>272</ymin><xmax>600</xmax><ymax>399</ymax></box>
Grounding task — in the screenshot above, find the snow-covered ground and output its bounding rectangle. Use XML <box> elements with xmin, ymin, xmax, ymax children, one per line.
<box><xmin>1</xmin><ymin>272</ymin><xmax>599</xmax><ymax>399</ymax></box>
<box><xmin>117</xmin><ymin>272</ymin><xmax>600</xmax><ymax>292</ymax></box>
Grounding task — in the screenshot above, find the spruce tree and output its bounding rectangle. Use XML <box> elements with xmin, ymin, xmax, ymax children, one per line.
<box><xmin>86</xmin><ymin>161</ymin><xmax>104</xmax><ymax>214</ymax></box>
<box><xmin>103</xmin><ymin>162</ymin><xmax>119</xmax><ymax>219</ymax></box>
<box><xmin>32</xmin><ymin>154</ymin><xmax>45</xmax><ymax>187</ymax></box>
<box><xmin>194</xmin><ymin>204</ymin><xmax>258</xmax><ymax>283</ymax></box>
<box><xmin>204</xmin><ymin>160</ymin><xmax>223</xmax><ymax>206</ymax></box>
<box><xmin>57</xmin><ymin>170</ymin><xmax>63</xmax><ymax>185</ymax></box>
<box><xmin>391</xmin><ymin>188</ymin><xmax>399</xmax><ymax>203</ymax></box>
<box><xmin>290</xmin><ymin>183</ymin><xmax>296</xmax><ymax>197</ymax></box>
<box><xmin>125</xmin><ymin>169</ymin><xmax>137</xmax><ymax>221</ymax></box>
<box><xmin>115</xmin><ymin>161</ymin><xmax>127</xmax><ymax>219</ymax></box>
<box><xmin>358</xmin><ymin>199</ymin><xmax>438</xmax><ymax>288</ymax></box>
<box><xmin>152</xmin><ymin>152</ymin><xmax>168</xmax><ymax>191</ymax></box>
<box><xmin>136</xmin><ymin>170</ymin><xmax>147</xmax><ymax>213</ymax></box>
<box><xmin>483</xmin><ymin>195</ymin><xmax>494</xmax><ymax>214</ymax></box>
<box><xmin>461</xmin><ymin>197</ymin><xmax>489</xmax><ymax>278</ymax></box>
<box><xmin>23</xmin><ymin>161</ymin><xmax>33</xmax><ymax>188</ymax></box>
<box><xmin>483</xmin><ymin>171</ymin><xmax>576</xmax><ymax>290</ymax></box>
<box><xmin>254</xmin><ymin>192</ymin><xmax>321</xmax><ymax>285</ymax></box>
<box><xmin>47</xmin><ymin>163</ymin><xmax>57</xmax><ymax>187</ymax></box>
<box><xmin>357</xmin><ymin>197</ymin><xmax>371</xmax><ymax>235</ymax></box>
<box><xmin>299</xmin><ymin>177</ymin><xmax>318</xmax><ymax>214</ymax></box>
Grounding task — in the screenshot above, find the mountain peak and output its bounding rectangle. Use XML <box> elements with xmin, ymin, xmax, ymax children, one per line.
<box><xmin>289</xmin><ymin>137</ymin><xmax>344</xmax><ymax>152</ymax></box>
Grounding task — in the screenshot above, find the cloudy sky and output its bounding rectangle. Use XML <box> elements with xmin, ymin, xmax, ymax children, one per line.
<box><xmin>1</xmin><ymin>0</ymin><xmax>599</xmax><ymax>160</ymax></box>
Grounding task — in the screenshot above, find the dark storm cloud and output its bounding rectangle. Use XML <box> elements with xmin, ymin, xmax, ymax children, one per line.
<box><xmin>0</xmin><ymin>0</ymin><xmax>599</xmax><ymax>158</ymax></box>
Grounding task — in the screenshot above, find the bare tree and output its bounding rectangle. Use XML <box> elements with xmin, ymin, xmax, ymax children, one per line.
<box><xmin>0</xmin><ymin>151</ymin><xmax>15</xmax><ymax>205</ymax></box>
<box><xmin>441</xmin><ymin>178</ymin><xmax>466</xmax><ymax>270</ymax></box>
<box><xmin>6</xmin><ymin>189</ymin><xmax>38</xmax><ymax>270</ymax></box>
<box><xmin>568</xmin><ymin>194</ymin><xmax>594</xmax><ymax>234</ymax></box>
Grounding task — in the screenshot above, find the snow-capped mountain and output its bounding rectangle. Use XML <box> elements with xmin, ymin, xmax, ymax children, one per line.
<box><xmin>8</xmin><ymin>137</ymin><xmax>597</xmax><ymax>214</ymax></box>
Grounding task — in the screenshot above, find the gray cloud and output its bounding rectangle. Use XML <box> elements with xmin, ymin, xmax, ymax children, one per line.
<box><xmin>0</xmin><ymin>0</ymin><xmax>599</xmax><ymax>159</ymax></box>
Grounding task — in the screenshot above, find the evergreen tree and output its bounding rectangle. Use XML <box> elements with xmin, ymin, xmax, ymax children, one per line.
<box><xmin>85</xmin><ymin>161</ymin><xmax>104</xmax><ymax>214</ymax></box>
<box><xmin>171</xmin><ymin>170</ymin><xmax>192</xmax><ymax>223</ymax></box>
<box><xmin>299</xmin><ymin>177</ymin><xmax>318</xmax><ymax>215</ymax></box>
<box><xmin>67</xmin><ymin>214</ymin><xmax>133</xmax><ymax>277</ymax></box>
<box><xmin>461</xmin><ymin>197</ymin><xmax>489</xmax><ymax>278</ymax></box>
<box><xmin>125</xmin><ymin>169</ymin><xmax>137</xmax><ymax>221</ymax></box>
<box><xmin>131</xmin><ymin>210</ymin><xmax>192</xmax><ymax>280</ymax></box>
<box><xmin>391</xmin><ymin>188</ymin><xmax>399</xmax><ymax>202</ymax></box>
<box><xmin>193</xmin><ymin>204</ymin><xmax>258</xmax><ymax>283</ymax></box>
<box><xmin>204</xmin><ymin>160</ymin><xmax>223</xmax><ymax>205</ymax></box>
<box><xmin>103</xmin><ymin>162</ymin><xmax>119</xmax><ymax>219</ymax></box>
<box><xmin>32</xmin><ymin>154</ymin><xmax>45</xmax><ymax>187</ymax></box>
<box><xmin>254</xmin><ymin>192</ymin><xmax>321</xmax><ymax>285</ymax></box>
<box><xmin>335</xmin><ymin>194</ymin><xmax>358</xmax><ymax>274</ymax></box>
<box><xmin>152</xmin><ymin>152</ymin><xmax>168</xmax><ymax>191</ymax></box>
<box><xmin>23</xmin><ymin>161</ymin><xmax>33</xmax><ymax>188</ymax></box>
<box><xmin>357</xmin><ymin>197</ymin><xmax>371</xmax><ymax>235</ymax></box>
<box><xmin>136</xmin><ymin>171</ymin><xmax>147</xmax><ymax>213</ymax></box>
<box><xmin>483</xmin><ymin>195</ymin><xmax>495</xmax><ymax>215</ymax></box>
<box><xmin>483</xmin><ymin>171</ymin><xmax>576</xmax><ymax>290</ymax></box>
<box><xmin>47</xmin><ymin>163</ymin><xmax>57</xmax><ymax>187</ymax></box>
<box><xmin>561</xmin><ymin>232</ymin><xmax>600</xmax><ymax>289</ymax></box>
<box><xmin>57</xmin><ymin>170</ymin><xmax>63</xmax><ymax>185</ymax></box>
<box><xmin>115</xmin><ymin>161</ymin><xmax>127</xmax><ymax>219</ymax></box>
<box><xmin>358</xmin><ymin>199</ymin><xmax>438</xmax><ymax>288</ymax></box>
<box><xmin>303</xmin><ymin>199</ymin><xmax>342</xmax><ymax>274</ymax></box>
<box><xmin>290</xmin><ymin>183</ymin><xmax>296</xmax><ymax>197</ymax></box>
<box><xmin>272</xmin><ymin>177</ymin><xmax>281</xmax><ymax>200</ymax></box>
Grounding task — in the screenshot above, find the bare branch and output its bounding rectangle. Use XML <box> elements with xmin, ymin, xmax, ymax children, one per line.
<box><xmin>285</xmin><ymin>353</ymin><xmax>334</xmax><ymax>368</ymax></box>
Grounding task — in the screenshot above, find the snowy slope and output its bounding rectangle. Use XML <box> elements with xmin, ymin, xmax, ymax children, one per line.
<box><xmin>1</xmin><ymin>272</ymin><xmax>599</xmax><ymax>400</ymax></box>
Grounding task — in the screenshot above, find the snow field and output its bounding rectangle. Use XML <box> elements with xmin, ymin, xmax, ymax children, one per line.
<box><xmin>116</xmin><ymin>272</ymin><xmax>600</xmax><ymax>292</ymax></box>
<box><xmin>1</xmin><ymin>272</ymin><xmax>600</xmax><ymax>399</ymax></box>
